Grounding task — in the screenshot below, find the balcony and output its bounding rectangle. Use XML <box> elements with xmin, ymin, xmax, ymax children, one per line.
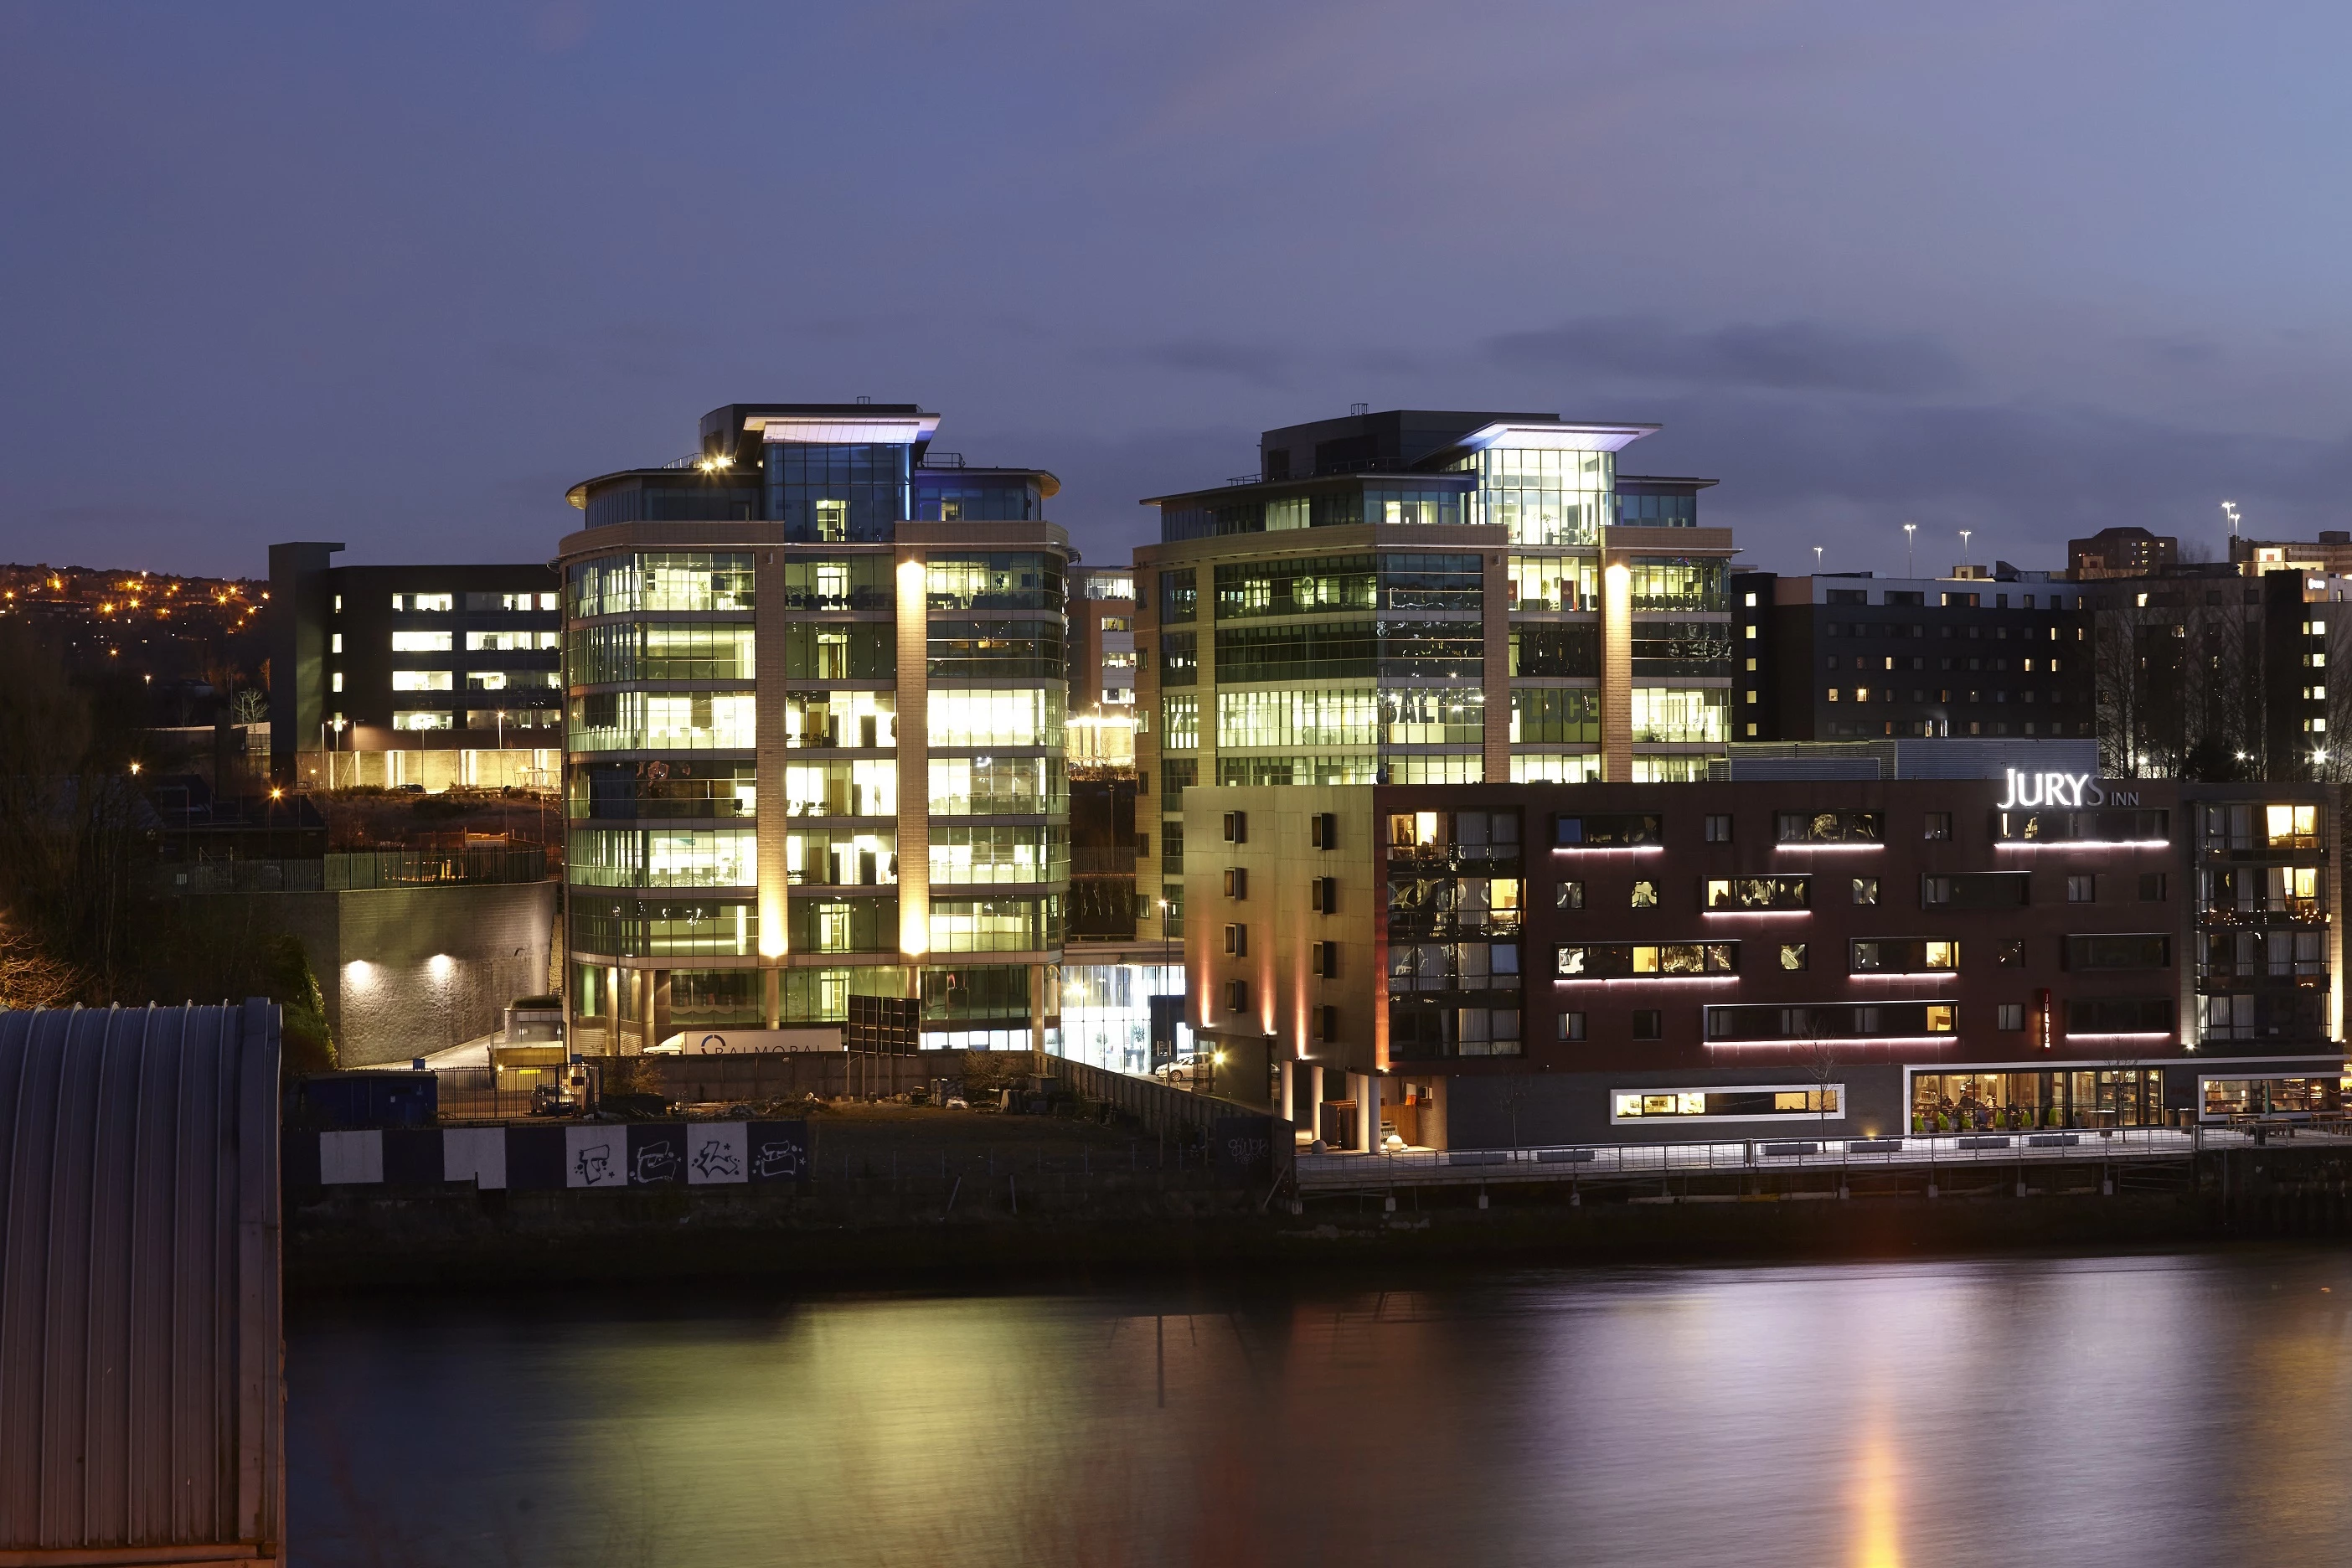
<box><xmin>2200</xmin><ymin>900</ymin><xmax>2326</xmax><ymax>926</ymax></box>
<box><xmin>2197</xmin><ymin>965</ymin><xmax>2329</xmax><ymax>987</ymax></box>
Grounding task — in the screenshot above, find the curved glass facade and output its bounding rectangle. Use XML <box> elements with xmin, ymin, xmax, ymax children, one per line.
<box><xmin>567</xmin><ymin>554</ymin><xmax>756</xmax><ymax>616</ymax></box>
<box><xmin>567</xmin><ymin>691</ymin><xmax>756</xmax><ymax>751</ymax></box>
<box><xmin>1449</xmin><ymin>446</ymin><xmax>1612</xmax><ymax>545</ymax></box>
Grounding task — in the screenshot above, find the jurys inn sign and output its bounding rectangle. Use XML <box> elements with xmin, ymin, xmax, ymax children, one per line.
<box><xmin>1996</xmin><ymin>771</ymin><xmax>2141</xmax><ymax>808</ymax></box>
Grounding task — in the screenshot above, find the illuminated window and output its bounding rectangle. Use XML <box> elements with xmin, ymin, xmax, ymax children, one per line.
<box><xmin>391</xmin><ymin>670</ymin><xmax>452</xmax><ymax>691</ymax></box>
<box><xmin>1703</xmin><ymin>876</ymin><xmax>1810</xmax><ymax>910</ymax></box>
<box><xmin>928</xmin><ymin>688</ymin><xmax>1063</xmax><ymax>748</ymax></box>
<box><xmin>1611</xmin><ymin>1086</ymin><xmax>1841</xmax><ymax>1122</ymax></box>
<box><xmin>1850</xmin><ymin>938</ymin><xmax>1957</xmax><ymax>972</ymax></box>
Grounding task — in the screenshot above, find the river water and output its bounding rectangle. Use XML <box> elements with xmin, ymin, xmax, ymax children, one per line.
<box><xmin>288</xmin><ymin>1247</ymin><xmax>2352</xmax><ymax>1567</ymax></box>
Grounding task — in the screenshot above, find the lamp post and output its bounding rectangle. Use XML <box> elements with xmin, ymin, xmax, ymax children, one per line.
<box><xmin>1157</xmin><ymin>895</ymin><xmax>1177</xmax><ymax>1078</ymax></box>
<box><xmin>1959</xmin><ymin>529</ymin><xmax>1973</xmax><ymax>573</ymax></box>
<box><xmin>1903</xmin><ymin>523</ymin><xmax>1916</xmax><ymax>578</ymax></box>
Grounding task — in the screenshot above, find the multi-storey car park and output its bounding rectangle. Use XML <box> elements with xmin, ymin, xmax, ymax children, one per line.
<box><xmin>1131</xmin><ymin>407</ymin><xmax>1731</xmax><ymax>949</ymax></box>
<box><xmin>556</xmin><ymin>403</ymin><xmax>1073</xmax><ymax>1055</ymax></box>
<box><xmin>1185</xmin><ymin>772</ymin><xmax>2340</xmax><ymax>1150</ymax></box>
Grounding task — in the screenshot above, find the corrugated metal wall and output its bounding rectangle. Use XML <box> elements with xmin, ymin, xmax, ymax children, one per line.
<box><xmin>0</xmin><ymin>1002</ymin><xmax>283</xmax><ymax>1563</ymax></box>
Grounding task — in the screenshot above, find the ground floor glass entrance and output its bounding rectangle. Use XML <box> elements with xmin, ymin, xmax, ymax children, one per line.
<box><xmin>1911</xmin><ymin>1070</ymin><xmax>2168</xmax><ymax>1132</ymax></box>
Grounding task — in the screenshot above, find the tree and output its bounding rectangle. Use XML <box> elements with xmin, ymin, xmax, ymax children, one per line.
<box><xmin>0</xmin><ymin>623</ymin><xmax>146</xmax><ymax>995</ymax></box>
<box><xmin>1803</xmin><ymin>1016</ymin><xmax>1840</xmax><ymax>1138</ymax></box>
<box><xmin>0</xmin><ymin>914</ymin><xmax>83</xmax><ymax>1009</ymax></box>
<box><xmin>266</xmin><ymin>933</ymin><xmax>338</xmax><ymax>1078</ymax></box>
<box><xmin>1496</xmin><ymin>1069</ymin><xmax>1540</xmax><ymax>1153</ymax></box>
<box><xmin>2181</xmin><ymin>737</ymin><xmax>2248</xmax><ymax>782</ymax></box>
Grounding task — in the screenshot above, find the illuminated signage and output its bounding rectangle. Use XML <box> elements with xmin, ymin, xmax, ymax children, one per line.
<box><xmin>1995</xmin><ymin>771</ymin><xmax>2140</xmax><ymax>809</ymax></box>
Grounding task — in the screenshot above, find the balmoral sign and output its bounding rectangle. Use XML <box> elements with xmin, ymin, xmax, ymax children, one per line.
<box><xmin>1996</xmin><ymin>770</ymin><xmax>2140</xmax><ymax>808</ymax></box>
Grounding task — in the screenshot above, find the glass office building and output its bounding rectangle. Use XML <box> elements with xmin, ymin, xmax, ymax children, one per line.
<box><xmin>560</xmin><ymin>404</ymin><xmax>1072</xmax><ymax>1052</ymax></box>
<box><xmin>1133</xmin><ymin>408</ymin><xmax>1733</xmax><ymax>944</ymax></box>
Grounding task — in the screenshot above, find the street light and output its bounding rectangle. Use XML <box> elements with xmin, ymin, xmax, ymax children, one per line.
<box><xmin>1903</xmin><ymin>522</ymin><xmax>1916</xmax><ymax>578</ymax></box>
<box><xmin>1959</xmin><ymin>529</ymin><xmax>1973</xmax><ymax>572</ymax></box>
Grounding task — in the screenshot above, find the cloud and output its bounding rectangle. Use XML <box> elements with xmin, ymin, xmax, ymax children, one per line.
<box><xmin>1608</xmin><ymin>385</ymin><xmax>2332</xmax><ymax>574</ymax></box>
<box><xmin>1131</xmin><ymin>337</ymin><xmax>1290</xmax><ymax>388</ymax></box>
<box><xmin>528</xmin><ymin>2</ymin><xmax>593</xmax><ymax>52</ymax></box>
<box><xmin>1488</xmin><ymin>317</ymin><xmax>1971</xmax><ymax>397</ymax></box>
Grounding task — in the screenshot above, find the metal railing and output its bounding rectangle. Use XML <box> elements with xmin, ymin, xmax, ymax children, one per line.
<box><xmin>434</xmin><ymin>1065</ymin><xmax>574</xmax><ymax>1122</ymax></box>
<box><xmin>163</xmin><ymin>859</ymin><xmax>326</xmax><ymax>893</ymax></box>
<box><xmin>1054</xmin><ymin>1056</ymin><xmax>1277</xmax><ymax>1144</ymax></box>
<box><xmin>1296</xmin><ymin>1122</ymin><xmax>2328</xmax><ymax>1191</ymax></box>
<box><xmin>161</xmin><ymin>847</ymin><xmax>550</xmax><ymax>894</ymax></box>
<box><xmin>326</xmin><ymin>846</ymin><xmax>549</xmax><ymax>888</ymax></box>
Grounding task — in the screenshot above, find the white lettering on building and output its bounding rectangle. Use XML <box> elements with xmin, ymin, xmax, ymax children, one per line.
<box><xmin>1996</xmin><ymin>770</ymin><xmax>2108</xmax><ymax>808</ymax></box>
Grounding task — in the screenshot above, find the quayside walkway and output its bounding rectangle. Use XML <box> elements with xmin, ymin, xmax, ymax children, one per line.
<box><xmin>1297</xmin><ymin>1125</ymin><xmax>2350</xmax><ymax>1195</ymax></box>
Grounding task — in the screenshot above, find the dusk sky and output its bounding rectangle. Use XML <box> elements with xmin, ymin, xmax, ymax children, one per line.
<box><xmin>6</xmin><ymin>2</ymin><xmax>2350</xmax><ymax>580</ymax></box>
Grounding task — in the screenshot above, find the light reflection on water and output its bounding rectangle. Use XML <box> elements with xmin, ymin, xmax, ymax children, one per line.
<box><xmin>288</xmin><ymin>1249</ymin><xmax>2352</xmax><ymax>1567</ymax></box>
